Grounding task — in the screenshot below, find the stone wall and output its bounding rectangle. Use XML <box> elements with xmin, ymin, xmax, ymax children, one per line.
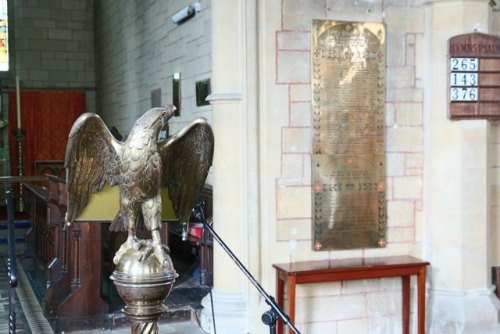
<box><xmin>93</xmin><ymin>0</ymin><xmax>211</xmax><ymax>137</ymax></box>
<box><xmin>491</xmin><ymin>121</ymin><xmax>500</xmax><ymax>266</ymax></box>
<box><xmin>260</xmin><ymin>1</ymin><xmax>425</xmax><ymax>331</ymax></box>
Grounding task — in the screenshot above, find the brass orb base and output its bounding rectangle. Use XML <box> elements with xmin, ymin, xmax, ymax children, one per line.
<box><xmin>110</xmin><ymin>242</ymin><xmax>177</xmax><ymax>334</ymax></box>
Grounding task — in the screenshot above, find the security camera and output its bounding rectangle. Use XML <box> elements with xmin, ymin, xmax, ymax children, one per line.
<box><xmin>171</xmin><ymin>5</ymin><xmax>196</xmax><ymax>24</ymax></box>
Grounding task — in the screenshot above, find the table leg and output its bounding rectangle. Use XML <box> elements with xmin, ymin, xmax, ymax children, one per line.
<box><xmin>417</xmin><ymin>266</ymin><xmax>427</xmax><ymax>334</ymax></box>
<box><xmin>402</xmin><ymin>276</ymin><xmax>410</xmax><ymax>334</ymax></box>
<box><xmin>287</xmin><ymin>275</ymin><xmax>296</xmax><ymax>334</ymax></box>
<box><xmin>276</xmin><ymin>271</ymin><xmax>285</xmax><ymax>334</ymax></box>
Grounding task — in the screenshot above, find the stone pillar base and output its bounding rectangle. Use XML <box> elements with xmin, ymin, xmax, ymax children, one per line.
<box><xmin>199</xmin><ymin>290</ymin><xmax>248</xmax><ymax>334</ymax></box>
<box><xmin>429</xmin><ymin>288</ymin><xmax>500</xmax><ymax>333</ymax></box>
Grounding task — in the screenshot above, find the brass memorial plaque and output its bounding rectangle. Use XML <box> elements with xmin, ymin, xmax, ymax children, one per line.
<box><xmin>311</xmin><ymin>20</ymin><xmax>386</xmax><ymax>250</ymax></box>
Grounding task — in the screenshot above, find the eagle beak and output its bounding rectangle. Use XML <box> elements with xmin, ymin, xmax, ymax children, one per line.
<box><xmin>162</xmin><ymin>106</ymin><xmax>176</xmax><ymax>126</ymax></box>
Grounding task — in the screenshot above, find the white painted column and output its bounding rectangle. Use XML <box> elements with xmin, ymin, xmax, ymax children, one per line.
<box><xmin>423</xmin><ymin>1</ymin><xmax>500</xmax><ymax>332</ymax></box>
<box><xmin>200</xmin><ymin>0</ymin><xmax>260</xmax><ymax>333</ymax></box>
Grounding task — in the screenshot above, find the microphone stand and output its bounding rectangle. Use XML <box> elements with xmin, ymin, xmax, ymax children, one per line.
<box><xmin>193</xmin><ymin>201</ymin><xmax>301</xmax><ymax>334</ymax></box>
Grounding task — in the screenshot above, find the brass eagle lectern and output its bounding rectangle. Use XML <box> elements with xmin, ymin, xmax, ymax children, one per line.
<box><xmin>64</xmin><ymin>106</ymin><xmax>214</xmax><ymax>333</ymax></box>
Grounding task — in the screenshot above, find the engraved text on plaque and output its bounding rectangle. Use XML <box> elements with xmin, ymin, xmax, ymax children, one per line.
<box><xmin>311</xmin><ymin>20</ymin><xmax>387</xmax><ymax>250</ymax></box>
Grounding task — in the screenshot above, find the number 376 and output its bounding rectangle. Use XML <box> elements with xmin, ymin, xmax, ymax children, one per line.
<box><xmin>450</xmin><ymin>87</ymin><xmax>477</xmax><ymax>101</ymax></box>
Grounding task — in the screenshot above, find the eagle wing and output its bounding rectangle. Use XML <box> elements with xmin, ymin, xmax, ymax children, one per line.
<box><xmin>159</xmin><ymin>118</ymin><xmax>214</xmax><ymax>227</ymax></box>
<box><xmin>65</xmin><ymin>113</ymin><xmax>122</xmax><ymax>223</ymax></box>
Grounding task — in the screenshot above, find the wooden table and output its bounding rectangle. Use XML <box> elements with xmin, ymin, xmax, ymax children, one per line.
<box><xmin>273</xmin><ymin>255</ymin><xmax>429</xmax><ymax>334</ymax></box>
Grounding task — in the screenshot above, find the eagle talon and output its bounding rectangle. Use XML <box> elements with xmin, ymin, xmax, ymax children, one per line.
<box><xmin>113</xmin><ymin>237</ymin><xmax>140</xmax><ymax>265</ymax></box>
<box><xmin>127</xmin><ymin>239</ymin><xmax>170</xmax><ymax>265</ymax></box>
<box><xmin>149</xmin><ymin>241</ymin><xmax>169</xmax><ymax>260</ymax></box>
<box><xmin>138</xmin><ymin>245</ymin><xmax>154</xmax><ymax>262</ymax></box>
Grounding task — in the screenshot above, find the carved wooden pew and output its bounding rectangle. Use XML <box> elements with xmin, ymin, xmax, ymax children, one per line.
<box><xmin>25</xmin><ymin>176</ymin><xmax>108</xmax><ymax>331</ymax></box>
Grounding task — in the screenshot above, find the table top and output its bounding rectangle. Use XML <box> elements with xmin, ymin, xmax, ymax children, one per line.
<box><xmin>273</xmin><ymin>255</ymin><xmax>429</xmax><ymax>274</ymax></box>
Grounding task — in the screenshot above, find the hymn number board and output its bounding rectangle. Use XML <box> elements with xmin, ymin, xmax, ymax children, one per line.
<box><xmin>449</xmin><ymin>33</ymin><xmax>500</xmax><ymax>119</ymax></box>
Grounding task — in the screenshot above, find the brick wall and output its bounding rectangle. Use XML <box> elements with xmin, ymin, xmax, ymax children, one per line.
<box><xmin>93</xmin><ymin>0</ymin><xmax>211</xmax><ymax>137</ymax></box>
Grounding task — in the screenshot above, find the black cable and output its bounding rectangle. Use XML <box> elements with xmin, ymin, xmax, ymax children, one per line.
<box><xmin>198</xmin><ymin>209</ymin><xmax>216</xmax><ymax>334</ymax></box>
<box><xmin>209</xmin><ymin>285</ymin><xmax>217</xmax><ymax>334</ymax></box>
<box><xmin>192</xmin><ymin>200</ymin><xmax>300</xmax><ymax>334</ymax></box>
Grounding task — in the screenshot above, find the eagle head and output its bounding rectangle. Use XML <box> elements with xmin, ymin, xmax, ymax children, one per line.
<box><xmin>135</xmin><ymin>106</ymin><xmax>176</xmax><ymax>131</ymax></box>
